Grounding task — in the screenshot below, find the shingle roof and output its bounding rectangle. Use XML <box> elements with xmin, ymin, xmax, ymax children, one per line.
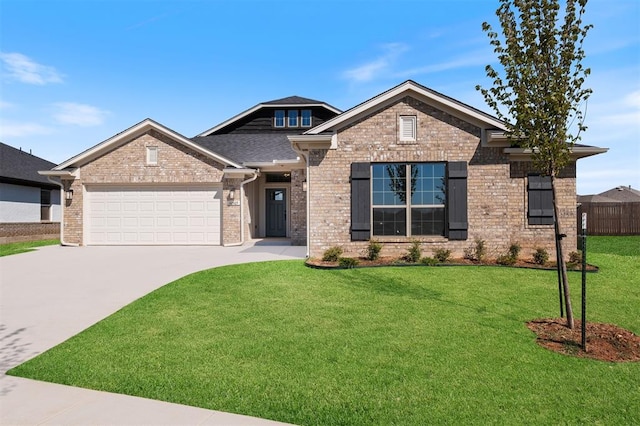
<box><xmin>262</xmin><ymin>96</ymin><xmax>328</xmax><ymax>105</ymax></box>
<box><xmin>0</xmin><ymin>142</ymin><xmax>58</xmax><ymax>187</ymax></box>
<box><xmin>192</xmin><ymin>134</ymin><xmax>298</xmax><ymax>164</ymax></box>
<box><xmin>598</xmin><ymin>186</ymin><xmax>640</xmax><ymax>202</ymax></box>
<box><xmin>577</xmin><ymin>194</ymin><xmax>621</xmax><ymax>203</ymax></box>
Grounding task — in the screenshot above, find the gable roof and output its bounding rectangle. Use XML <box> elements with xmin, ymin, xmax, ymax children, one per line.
<box><xmin>598</xmin><ymin>186</ymin><xmax>640</xmax><ymax>202</ymax></box>
<box><xmin>0</xmin><ymin>142</ymin><xmax>58</xmax><ymax>188</ymax></box>
<box><xmin>262</xmin><ymin>96</ymin><xmax>329</xmax><ymax>105</ymax></box>
<box><xmin>197</xmin><ymin>96</ymin><xmax>342</xmax><ymax>137</ymax></box>
<box><xmin>305</xmin><ymin>80</ymin><xmax>507</xmax><ymax>135</ymax></box>
<box><xmin>52</xmin><ymin>118</ymin><xmax>242</xmax><ymax>171</ymax></box>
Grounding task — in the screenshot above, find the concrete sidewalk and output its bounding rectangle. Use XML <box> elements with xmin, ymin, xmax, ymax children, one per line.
<box><xmin>0</xmin><ymin>242</ymin><xmax>304</xmax><ymax>425</ymax></box>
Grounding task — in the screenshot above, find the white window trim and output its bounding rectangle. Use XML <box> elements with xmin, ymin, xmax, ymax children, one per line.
<box><xmin>146</xmin><ymin>146</ymin><xmax>158</xmax><ymax>165</ymax></box>
<box><xmin>399</xmin><ymin>115</ymin><xmax>417</xmax><ymax>141</ymax></box>
<box><xmin>274</xmin><ymin>110</ymin><xmax>285</xmax><ymax>128</ymax></box>
<box><xmin>288</xmin><ymin>110</ymin><xmax>299</xmax><ymax>127</ymax></box>
<box><xmin>301</xmin><ymin>109</ymin><xmax>312</xmax><ymax>127</ymax></box>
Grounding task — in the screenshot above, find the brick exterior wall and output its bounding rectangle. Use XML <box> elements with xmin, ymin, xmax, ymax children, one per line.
<box><xmin>62</xmin><ymin>130</ymin><xmax>235</xmax><ymax>245</ymax></box>
<box><xmin>0</xmin><ymin>222</ymin><xmax>60</xmax><ymax>243</ymax></box>
<box><xmin>307</xmin><ymin>97</ymin><xmax>577</xmax><ymax>260</ymax></box>
<box><xmin>290</xmin><ymin>168</ymin><xmax>307</xmax><ymax>245</ymax></box>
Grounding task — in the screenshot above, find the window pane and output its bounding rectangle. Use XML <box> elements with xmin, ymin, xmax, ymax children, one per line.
<box><xmin>301</xmin><ymin>109</ymin><xmax>312</xmax><ymax>127</ymax></box>
<box><xmin>274</xmin><ymin>110</ymin><xmax>285</xmax><ymax>127</ymax></box>
<box><xmin>411</xmin><ymin>163</ymin><xmax>445</xmax><ymax>206</ymax></box>
<box><xmin>372</xmin><ymin>164</ymin><xmax>407</xmax><ymax>206</ymax></box>
<box><xmin>288</xmin><ymin>110</ymin><xmax>298</xmax><ymax>127</ymax></box>
<box><xmin>411</xmin><ymin>207</ymin><xmax>445</xmax><ymax>236</ymax></box>
<box><xmin>373</xmin><ymin>208</ymin><xmax>407</xmax><ymax>236</ymax></box>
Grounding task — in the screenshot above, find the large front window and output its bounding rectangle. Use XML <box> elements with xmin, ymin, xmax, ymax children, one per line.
<box><xmin>372</xmin><ymin>163</ymin><xmax>445</xmax><ymax>236</ymax></box>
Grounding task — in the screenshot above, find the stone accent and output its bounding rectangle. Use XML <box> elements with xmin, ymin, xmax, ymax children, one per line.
<box><xmin>307</xmin><ymin>96</ymin><xmax>577</xmax><ymax>260</ymax></box>
<box><xmin>222</xmin><ymin>178</ymin><xmax>242</xmax><ymax>245</ymax></box>
<box><xmin>0</xmin><ymin>222</ymin><xmax>60</xmax><ymax>244</ymax></box>
<box><xmin>290</xmin><ymin>168</ymin><xmax>307</xmax><ymax>245</ymax></box>
<box><xmin>62</xmin><ymin>130</ymin><xmax>232</xmax><ymax>245</ymax></box>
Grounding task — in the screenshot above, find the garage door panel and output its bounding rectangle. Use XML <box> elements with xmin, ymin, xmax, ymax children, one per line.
<box><xmin>87</xmin><ymin>186</ymin><xmax>221</xmax><ymax>245</ymax></box>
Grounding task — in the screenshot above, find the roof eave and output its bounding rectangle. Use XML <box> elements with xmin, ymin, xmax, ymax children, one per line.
<box><xmin>305</xmin><ymin>80</ymin><xmax>507</xmax><ymax>135</ymax></box>
<box><xmin>288</xmin><ymin>134</ymin><xmax>334</xmax><ymax>150</ymax></box>
<box><xmin>54</xmin><ymin>119</ymin><xmax>242</xmax><ymax>170</ymax></box>
<box><xmin>503</xmin><ymin>146</ymin><xmax>609</xmax><ymax>161</ymax></box>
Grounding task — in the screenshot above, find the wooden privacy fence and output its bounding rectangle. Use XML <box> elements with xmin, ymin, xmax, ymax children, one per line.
<box><xmin>577</xmin><ymin>202</ymin><xmax>640</xmax><ymax>235</ymax></box>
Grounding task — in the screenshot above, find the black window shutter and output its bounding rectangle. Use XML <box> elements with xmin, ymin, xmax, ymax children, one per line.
<box><xmin>446</xmin><ymin>161</ymin><xmax>468</xmax><ymax>240</ymax></box>
<box><xmin>351</xmin><ymin>162</ymin><xmax>371</xmax><ymax>241</ymax></box>
<box><xmin>528</xmin><ymin>175</ymin><xmax>554</xmax><ymax>225</ymax></box>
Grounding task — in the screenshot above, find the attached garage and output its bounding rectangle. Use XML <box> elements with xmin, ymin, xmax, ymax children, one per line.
<box><xmin>85</xmin><ymin>185</ymin><xmax>221</xmax><ymax>245</ymax></box>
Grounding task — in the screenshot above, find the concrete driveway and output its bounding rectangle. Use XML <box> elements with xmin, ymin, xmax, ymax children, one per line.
<box><xmin>0</xmin><ymin>242</ymin><xmax>304</xmax><ymax>425</ymax></box>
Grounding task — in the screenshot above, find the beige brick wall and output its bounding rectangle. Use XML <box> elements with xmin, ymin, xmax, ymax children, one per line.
<box><xmin>62</xmin><ymin>130</ymin><xmax>234</xmax><ymax>245</ymax></box>
<box><xmin>290</xmin><ymin>168</ymin><xmax>307</xmax><ymax>245</ymax></box>
<box><xmin>307</xmin><ymin>97</ymin><xmax>577</xmax><ymax>260</ymax></box>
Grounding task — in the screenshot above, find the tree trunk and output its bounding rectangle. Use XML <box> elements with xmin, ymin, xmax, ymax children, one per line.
<box><xmin>551</xmin><ymin>174</ymin><xmax>574</xmax><ymax>329</ymax></box>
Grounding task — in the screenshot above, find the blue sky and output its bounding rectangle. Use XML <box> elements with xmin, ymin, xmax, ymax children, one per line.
<box><xmin>1</xmin><ymin>0</ymin><xmax>638</xmax><ymax>195</ymax></box>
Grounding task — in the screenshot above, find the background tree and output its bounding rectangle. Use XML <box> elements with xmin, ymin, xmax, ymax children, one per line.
<box><xmin>477</xmin><ymin>0</ymin><xmax>592</xmax><ymax>328</ymax></box>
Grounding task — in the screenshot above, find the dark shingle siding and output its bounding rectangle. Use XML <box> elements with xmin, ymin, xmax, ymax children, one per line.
<box><xmin>0</xmin><ymin>142</ymin><xmax>58</xmax><ymax>188</ymax></box>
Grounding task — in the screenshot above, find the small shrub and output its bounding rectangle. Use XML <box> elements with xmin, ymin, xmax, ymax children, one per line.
<box><xmin>420</xmin><ymin>256</ymin><xmax>437</xmax><ymax>266</ymax></box>
<box><xmin>338</xmin><ymin>257</ymin><xmax>359</xmax><ymax>269</ymax></box>
<box><xmin>322</xmin><ymin>246</ymin><xmax>343</xmax><ymax>262</ymax></box>
<box><xmin>497</xmin><ymin>242</ymin><xmax>520</xmax><ymax>266</ymax></box>
<box><xmin>508</xmin><ymin>243</ymin><xmax>521</xmax><ymax>260</ymax></box>
<box><xmin>366</xmin><ymin>239</ymin><xmax>383</xmax><ymax>261</ymax></box>
<box><xmin>464</xmin><ymin>238</ymin><xmax>486</xmax><ymax>262</ymax></box>
<box><xmin>533</xmin><ymin>247</ymin><xmax>549</xmax><ymax>265</ymax></box>
<box><xmin>463</xmin><ymin>246</ymin><xmax>475</xmax><ymax>260</ymax></box>
<box><xmin>405</xmin><ymin>240</ymin><xmax>422</xmax><ymax>263</ymax></box>
<box><xmin>569</xmin><ymin>250</ymin><xmax>582</xmax><ymax>264</ymax></box>
<box><xmin>496</xmin><ymin>253</ymin><xmax>516</xmax><ymax>266</ymax></box>
<box><xmin>433</xmin><ymin>248</ymin><xmax>451</xmax><ymax>263</ymax></box>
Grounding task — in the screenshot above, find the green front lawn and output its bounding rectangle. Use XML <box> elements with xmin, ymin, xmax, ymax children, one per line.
<box><xmin>8</xmin><ymin>236</ymin><xmax>640</xmax><ymax>425</ymax></box>
<box><xmin>0</xmin><ymin>239</ymin><xmax>59</xmax><ymax>257</ymax></box>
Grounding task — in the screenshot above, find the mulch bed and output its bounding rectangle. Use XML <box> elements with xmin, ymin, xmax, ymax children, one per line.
<box><xmin>527</xmin><ymin>318</ymin><xmax>640</xmax><ymax>362</ymax></box>
<box><xmin>306</xmin><ymin>256</ymin><xmax>599</xmax><ymax>272</ymax></box>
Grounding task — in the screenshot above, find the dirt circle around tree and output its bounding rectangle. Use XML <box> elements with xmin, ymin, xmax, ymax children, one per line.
<box><xmin>526</xmin><ymin>318</ymin><xmax>640</xmax><ymax>362</ymax></box>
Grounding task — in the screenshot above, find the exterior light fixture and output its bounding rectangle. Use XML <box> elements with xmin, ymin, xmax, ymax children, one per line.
<box><xmin>229</xmin><ymin>189</ymin><xmax>235</xmax><ymax>200</ymax></box>
<box><xmin>302</xmin><ymin>181</ymin><xmax>307</xmax><ymax>192</ymax></box>
<box><xmin>66</xmin><ymin>189</ymin><xmax>74</xmax><ymax>200</ymax></box>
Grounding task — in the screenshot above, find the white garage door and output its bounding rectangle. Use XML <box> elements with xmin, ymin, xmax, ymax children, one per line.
<box><xmin>86</xmin><ymin>186</ymin><xmax>221</xmax><ymax>245</ymax></box>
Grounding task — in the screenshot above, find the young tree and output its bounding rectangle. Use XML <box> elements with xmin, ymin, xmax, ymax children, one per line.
<box><xmin>477</xmin><ymin>0</ymin><xmax>592</xmax><ymax>328</ymax></box>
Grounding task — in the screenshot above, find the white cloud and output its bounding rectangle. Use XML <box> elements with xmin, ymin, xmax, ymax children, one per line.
<box><xmin>0</xmin><ymin>100</ymin><xmax>13</xmax><ymax>109</ymax></box>
<box><xmin>342</xmin><ymin>43</ymin><xmax>409</xmax><ymax>83</ymax></box>
<box><xmin>395</xmin><ymin>48</ymin><xmax>493</xmax><ymax>78</ymax></box>
<box><xmin>0</xmin><ymin>52</ymin><xmax>64</xmax><ymax>85</ymax></box>
<box><xmin>52</xmin><ymin>102</ymin><xmax>109</xmax><ymax>126</ymax></box>
<box><xmin>0</xmin><ymin>121</ymin><xmax>53</xmax><ymax>138</ymax></box>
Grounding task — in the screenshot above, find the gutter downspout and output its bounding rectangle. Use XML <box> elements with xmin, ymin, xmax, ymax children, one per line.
<box><xmin>46</xmin><ymin>176</ymin><xmax>79</xmax><ymax>247</ymax></box>
<box><xmin>225</xmin><ymin>170</ymin><xmax>259</xmax><ymax>247</ymax></box>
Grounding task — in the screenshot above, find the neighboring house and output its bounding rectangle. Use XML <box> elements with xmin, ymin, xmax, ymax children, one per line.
<box><xmin>0</xmin><ymin>142</ymin><xmax>61</xmax><ymax>242</ymax></box>
<box><xmin>41</xmin><ymin>80</ymin><xmax>607</xmax><ymax>258</ymax></box>
<box><xmin>596</xmin><ymin>186</ymin><xmax>640</xmax><ymax>203</ymax></box>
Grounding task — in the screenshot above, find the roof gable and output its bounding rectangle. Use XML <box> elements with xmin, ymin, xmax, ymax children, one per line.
<box><xmin>305</xmin><ymin>80</ymin><xmax>507</xmax><ymax>135</ymax></box>
<box><xmin>197</xmin><ymin>97</ymin><xmax>342</xmax><ymax>137</ymax></box>
<box><xmin>53</xmin><ymin>119</ymin><xmax>242</xmax><ymax>171</ymax></box>
<box><xmin>0</xmin><ymin>142</ymin><xmax>58</xmax><ymax>187</ymax></box>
